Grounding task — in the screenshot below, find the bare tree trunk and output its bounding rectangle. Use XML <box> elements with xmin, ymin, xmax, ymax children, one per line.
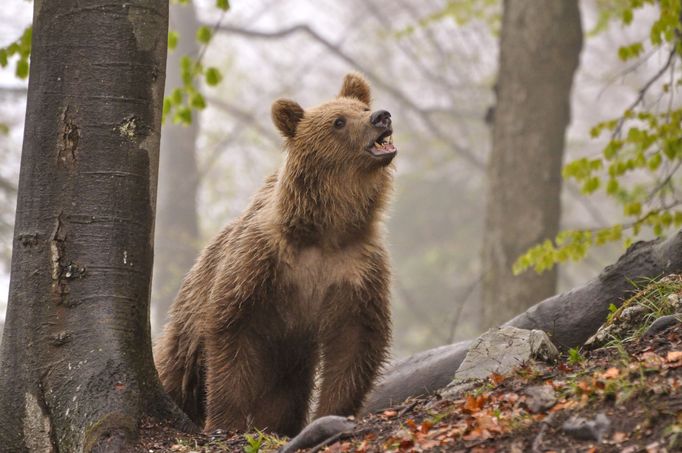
<box><xmin>480</xmin><ymin>0</ymin><xmax>583</xmax><ymax>329</ymax></box>
<box><xmin>152</xmin><ymin>3</ymin><xmax>200</xmax><ymax>334</ymax></box>
<box><xmin>0</xmin><ymin>1</ymin><xmax>192</xmax><ymax>451</ymax></box>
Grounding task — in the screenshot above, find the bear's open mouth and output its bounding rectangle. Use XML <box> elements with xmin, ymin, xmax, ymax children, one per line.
<box><xmin>368</xmin><ymin>129</ymin><xmax>397</xmax><ymax>159</ymax></box>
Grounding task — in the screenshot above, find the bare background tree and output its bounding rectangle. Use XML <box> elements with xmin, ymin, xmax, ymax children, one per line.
<box><xmin>152</xmin><ymin>2</ymin><xmax>202</xmax><ymax>331</ymax></box>
<box><xmin>480</xmin><ymin>0</ymin><xmax>583</xmax><ymax>329</ymax></box>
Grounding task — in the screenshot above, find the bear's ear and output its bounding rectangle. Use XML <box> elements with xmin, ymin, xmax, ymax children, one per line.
<box><xmin>338</xmin><ymin>72</ymin><xmax>371</xmax><ymax>105</ymax></box>
<box><xmin>271</xmin><ymin>98</ymin><xmax>304</xmax><ymax>139</ymax></box>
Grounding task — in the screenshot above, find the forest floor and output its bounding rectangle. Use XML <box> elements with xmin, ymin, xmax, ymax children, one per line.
<box><xmin>137</xmin><ymin>313</ymin><xmax>682</xmax><ymax>452</ymax></box>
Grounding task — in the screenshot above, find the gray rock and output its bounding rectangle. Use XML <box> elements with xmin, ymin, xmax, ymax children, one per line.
<box><xmin>441</xmin><ymin>327</ymin><xmax>558</xmax><ymax>398</ymax></box>
<box><xmin>455</xmin><ymin>327</ymin><xmax>557</xmax><ymax>381</ymax></box>
<box><xmin>643</xmin><ymin>314</ymin><xmax>681</xmax><ymax>338</ymax></box>
<box><xmin>279</xmin><ymin>416</ymin><xmax>355</xmax><ymax>453</ymax></box>
<box><xmin>562</xmin><ymin>413</ymin><xmax>611</xmax><ymax>442</ymax></box>
<box><xmin>523</xmin><ymin>385</ymin><xmax>557</xmax><ymax>413</ymax></box>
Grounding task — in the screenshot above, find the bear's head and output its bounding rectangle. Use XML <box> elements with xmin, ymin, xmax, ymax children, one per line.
<box><xmin>271</xmin><ymin>73</ymin><xmax>397</xmax><ymax>173</ymax></box>
<box><xmin>270</xmin><ymin>73</ymin><xmax>396</xmax><ymax>243</ymax></box>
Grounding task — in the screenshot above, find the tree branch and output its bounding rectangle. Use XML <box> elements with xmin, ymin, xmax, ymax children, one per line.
<box><xmin>214</xmin><ymin>23</ymin><xmax>484</xmax><ymax>169</ymax></box>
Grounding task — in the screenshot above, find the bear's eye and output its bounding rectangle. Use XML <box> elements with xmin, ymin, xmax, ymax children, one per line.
<box><xmin>333</xmin><ymin>117</ymin><xmax>346</xmax><ymax>129</ymax></box>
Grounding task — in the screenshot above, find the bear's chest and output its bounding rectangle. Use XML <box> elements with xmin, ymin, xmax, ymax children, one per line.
<box><xmin>281</xmin><ymin>246</ymin><xmax>363</xmax><ymax>316</ymax></box>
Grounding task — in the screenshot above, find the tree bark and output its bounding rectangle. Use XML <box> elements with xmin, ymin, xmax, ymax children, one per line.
<box><xmin>364</xmin><ymin>231</ymin><xmax>682</xmax><ymax>414</ymax></box>
<box><xmin>0</xmin><ymin>1</ymin><xmax>192</xmax><ymax>451</ymax></box>
<box><xmin>152</xmin><ymin>2</ymin><xmax>200</xmax><ymax>334</ymax></box>
<box><xmin>480</xmin><ymin>0</ymin><xmax>583</xmax><ymax>329</ymax></box>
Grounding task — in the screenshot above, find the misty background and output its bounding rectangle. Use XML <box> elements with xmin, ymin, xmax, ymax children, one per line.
<box><xmin>0</xmin><ymin>0</ymin><xmax>663</xmax><ymax>357</ymax></box>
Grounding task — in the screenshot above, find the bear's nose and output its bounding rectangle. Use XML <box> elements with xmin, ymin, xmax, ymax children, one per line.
<box><xmin>370</xmin><ymin>110</ymin><xmax>391</xmax><ymax>128</ymax></box>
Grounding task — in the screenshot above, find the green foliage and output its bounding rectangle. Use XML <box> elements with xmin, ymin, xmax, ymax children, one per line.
<box><xmin>514</xmin><ymin>1</ymin><xmax>682</xmax><ymax>275</ymax></box>
<box><xmin>168</xmin><ymin>30</ymin><xmax>179</xmax><ymax>51</ymax></box>
<box><xmin>242</xmin><ymin>430</ymin><xmax>285</xmax><ymax>453</ymax></box>
<box><xmin>567</xmin><ymin>347</ymin><xmax>585</xmax><ymax>365</ymax></box>
<box><xmin>0</xmin><ymin>26</ymin><xmax>32</xmax><ymax>79</ymax></box>
<box><xmin>163</xmin><ymin>3</ymin><xmax>229</xmax><ymax>125</ymax></box>
<box><xmin>243</xmin><ymin>432</ymin><xmax>263</xmax><ymax>453</ymax></box>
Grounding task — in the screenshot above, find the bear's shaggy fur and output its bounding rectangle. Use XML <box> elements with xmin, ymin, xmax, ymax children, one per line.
<box><xmin>154</xmin><ymin>73</ymin><xmax>396</xmax><ymax>436</ymax></box>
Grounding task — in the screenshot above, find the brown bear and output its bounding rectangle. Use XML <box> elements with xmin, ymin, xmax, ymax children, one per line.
<box><xmin>154</xmin><ymin>73</ymin><xmax>396</xmax><ymax>437</ymax></box>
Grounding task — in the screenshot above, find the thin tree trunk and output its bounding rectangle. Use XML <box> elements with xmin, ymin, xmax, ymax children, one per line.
<box><xmin>0</xmin><ymin>1</ymin><xmax>192</xmax><ymax>451</ymax></box>
<box><xmin>480</xmin><ymin>0</ymin><xmax>583</xmax><ymax>329</ymax></box>
<box><xmin>152</xmin><ymin>2</ymin><xmax>201</xmax><ymax>334</ymax></box>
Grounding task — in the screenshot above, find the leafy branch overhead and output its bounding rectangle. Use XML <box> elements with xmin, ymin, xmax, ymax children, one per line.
<box><xmin>164</xmin><ymin>0</ymin><xmax>229</xmax><ymax>125</ymax></box>
<box><xmin>515</xmin><ymin>0</ymin><xmax>682</xmax><ymax>275</ymax></box>
<box><xmin>0</xmin><ymin>27</ymin><xmax>31</xmax><ymax>79</ymax></box>
<box><xmin>0</xmin><ymin>1</ymin><xmax>229</xmax><ymax>126</ymax></box>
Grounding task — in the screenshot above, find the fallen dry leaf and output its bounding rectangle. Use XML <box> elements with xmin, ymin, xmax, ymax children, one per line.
<box><xmin>464</xmin><ymin>394</ymin><xmax>487</xmax><ymax>413</ymax></box>
<box><xmin>666</xmin><ymin>350</ymin><xmax>682</xmax><ymax>362</ymax></box>
<box><xmin>489</xmin><ymin>372</ymin><xmax>505</xmax><ymax>386</ymax></box>
<box><xmin>601</xmin><ymin>367</ymin><xmax>621</xmax><ymax>379</ymax></box>
<box><xmin>419</xmin><ymin>420</ymin><xmax>433</xmax><ymax>434</ymax></box>
<box><xmin>612</xmin><ymin>431</ymin><xmax>628</xmax><ymax>443</ymax></box>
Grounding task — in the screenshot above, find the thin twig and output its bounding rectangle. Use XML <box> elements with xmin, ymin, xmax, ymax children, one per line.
<box><xmin>613</xmin><ymin>47</ymin><xmax>677</xmax><ymax>138</ymax></box>
<box><xmin>447</xmin><ymin>274</ymin><xmax>482</xmax><ymax>343</ymax></box>
<box><xmin>213</xmin><ymin>22</ymin><xmax>483</xmax><ymax>169</ymax></box>
<box><xmin>397</xmin><ymin>400</ymin><xmax>418</xmax><ymax>417</ymax></box>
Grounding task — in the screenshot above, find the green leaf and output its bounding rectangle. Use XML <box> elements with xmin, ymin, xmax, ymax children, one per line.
<box><xmin>196</xmin><ymin>26</ymin><xmax>213</xmax><ymax>44</ymax></box>
<box><xmin>15</xmin><ymin>58</ymin><xmax>29</xmax><ymax>79</ymax></box>
<box><xmin>204</xmin><ymin>67</ymin><xmax>222</xmax><ymax>86</ymax></box>
<box><xmin>216</xmin><ymin>0</ymin><xmax>230</xmax><ymax>11</ymax></box>
<box><xmin>647</xmin><ymin>153</ymin><xmax>662</xmax><ymax>170</ymax></box>
<box><xmin>582</xmin><ymin>176</ymin><xmax>600</xmax><ymax>194</ymax></box>
<box><xmin>624</xmin><ymin>202</ymin><xmax>642</xmax><ymax>217</ymax></box>
<box><xmin>190</xmin><ymin>92</ymin><xmax>207</xmax><ymax>110</ymax></box>
<box><xmin>622</xmin><ymin>8</ymin><xmax>634</xmax><ymax>24</ymax></box>
<box><xmin>163</xmin><ymin>97</ymin><xmax>172</xmax><ymax>116</ymax></box>
<box><xmin>0</xmin><ymin>49</ymin><xmax>7</xmax><ymax>67</ymax></box>
<box><xmin>168</xmin><ymin>30</ymin><xmax>179</xmax><ymax>51</ymax></box>
<box><xmin>171</xmin><ymin>87</ymin><xmax>183</xmax><ymax>105</ymax></box>
<box><xmin>606</xmin><ymin>178</ymin><xmax>619</xmax><ymax>195</ymax></box>
<box><xmin>173</xmin><ymin>106</ymin><xmax>192</xmax><ymax>125</ymax></box>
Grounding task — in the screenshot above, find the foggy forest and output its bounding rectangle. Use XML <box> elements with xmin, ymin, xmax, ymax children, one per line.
<box><xmin>0</xmin><ymin>0</ymin><xmax>681</xmax><ymax>452</ymax></box>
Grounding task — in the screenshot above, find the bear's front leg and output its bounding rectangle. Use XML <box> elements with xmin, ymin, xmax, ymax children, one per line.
<box><xmin>204</xmin><ymin>325</ymin><xmax>317</xmax><ymax>437</ymax></box>
<box><xmin>315</xmin><ymin>279</ymin><xmax>391</xmax><ymax>418</ymax></box>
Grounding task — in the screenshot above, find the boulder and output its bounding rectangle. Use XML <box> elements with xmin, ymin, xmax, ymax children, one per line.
<box><xmin>442</xmin><ymin>327</ymin><xmax>558</xmax><ymax>398</ymax></box>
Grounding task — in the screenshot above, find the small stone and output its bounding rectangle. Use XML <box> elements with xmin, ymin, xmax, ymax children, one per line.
<box><xmin>643</xmin><ymin>315</ymin><xmax>681</xmax><ymax>338</ymax></box>
<box><xmin>562</xmin><ymin>412</ymin><xmax>611</xmax><ymax>442</ymax></box>
<box><xmin>667</xmin><ymin>293</ymin><xmax>681</xmax><ymax>308</ymax></box>
<box><xmin>620</xmin><ymin>305</ymin><xmax>646</xmax><ymax>321</ymax></box>
<box><xmin>523</xmin><ymin>385</ymin><xmax>556</xmax><ymax>413</ymax></box>
<box><xmin>280</xmin><ymin>416</ymin><xmax>355</xmax><ymax>453</ymax></box>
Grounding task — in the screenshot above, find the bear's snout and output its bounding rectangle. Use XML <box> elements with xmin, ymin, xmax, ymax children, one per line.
<box><xmin>370</xmin><ymin>110</ymin><xmax>391</xmax><ymax>128</ymax></box>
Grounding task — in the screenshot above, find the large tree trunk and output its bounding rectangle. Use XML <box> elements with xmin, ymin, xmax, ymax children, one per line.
<box><xmin>0</xmin><ymin>1</ymin><xmax>192</xmax><ymax>451</ymax></box>
<box><xmin>152</xmin><ymin>2</ymin><xmax>201</xmax><ymax>334</ymax></box>
<box><xmin>364</xmin><ymin>231</ymin><xmax>682</xmax><ymax>413</ymax></box>
<box><xmin>480</xmin><ymin>0</ymin><xmax>583</xmax><ymax>329</ymax></box>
